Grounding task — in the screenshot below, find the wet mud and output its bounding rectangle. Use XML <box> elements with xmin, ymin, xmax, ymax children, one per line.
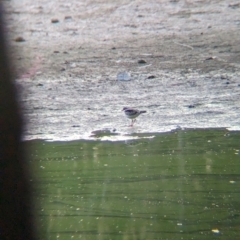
<box><xmin>4</xmin><ymin>0</ymin><xmax>240</xmax><ymax>140</ymax></box>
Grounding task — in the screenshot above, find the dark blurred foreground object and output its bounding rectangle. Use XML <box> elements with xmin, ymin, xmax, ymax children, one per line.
<box><xmin>0</xmin><ymin>4</ymin><xmax>36</xmax><ymax>239</ymax></box>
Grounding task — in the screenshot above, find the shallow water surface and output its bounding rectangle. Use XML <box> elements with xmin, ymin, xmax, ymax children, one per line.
<box><xmin>28</xmin><ymin>129</ymin><xmax>240</xmax><ymax>239</ymax></box>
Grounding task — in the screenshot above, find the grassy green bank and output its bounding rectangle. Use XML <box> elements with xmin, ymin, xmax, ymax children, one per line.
<box><xmin>27</xmin><ymin>129</ymin><xmax>240</xmax><ymax>239</ymax></box>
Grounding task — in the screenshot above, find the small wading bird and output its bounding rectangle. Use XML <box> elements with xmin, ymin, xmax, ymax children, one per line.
<box><xmin>122</xmin><ymin>107</ymin><xmax>147</xmax><ymax>126</ymax></box>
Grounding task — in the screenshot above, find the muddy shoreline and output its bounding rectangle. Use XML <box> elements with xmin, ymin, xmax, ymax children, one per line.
<box><xmin>4</xmin><ymin>0</ymin><xmax>240</xmax><ymax>140</ymax></box>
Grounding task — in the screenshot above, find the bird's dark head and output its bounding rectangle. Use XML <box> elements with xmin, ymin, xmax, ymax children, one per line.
<box><xmin>122</xmin><ymin>107</ymin><xmax>128</xmax><ymax>111</ymax></box>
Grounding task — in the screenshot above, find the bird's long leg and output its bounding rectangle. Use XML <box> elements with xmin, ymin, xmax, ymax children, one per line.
<box><xmin>129</xmin><ymin>119</ymin><xmax>133</xmax><ymax>127</ymax></box>
<box><xmin>132</xmin><ymin>119</ymin><xmax>136</xmax><ymax>126</ymax></box>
